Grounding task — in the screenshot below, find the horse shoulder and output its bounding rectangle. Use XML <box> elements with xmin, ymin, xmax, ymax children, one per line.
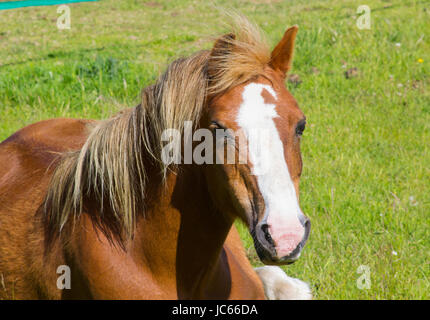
<box><xmin>63</xmin><ymin>214</ymin><xmax>172</xmax><ymax>299</ymax></box>
<box><xmin>0</xmin><ymin>118</ymin><xmax>95</xmax><ymax>299</ymax></box>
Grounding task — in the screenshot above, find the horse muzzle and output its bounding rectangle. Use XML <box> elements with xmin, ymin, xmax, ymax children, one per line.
<box><xmin>253</xmin><ymin>215</ymin><xmax>310</xmax><ymax>265</ymax></box>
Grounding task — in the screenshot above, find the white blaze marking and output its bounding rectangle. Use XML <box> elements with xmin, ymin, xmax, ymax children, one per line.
<box><xmin>236</xmin><ymin>83</ymin><xmax>304</xmax><ymax>256</ymax></box>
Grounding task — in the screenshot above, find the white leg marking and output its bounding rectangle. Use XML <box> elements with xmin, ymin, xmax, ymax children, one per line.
<box><xmin>255</xmin><ymin>266</ymin><xmax>312</xmax><ymax>300</ymax></box>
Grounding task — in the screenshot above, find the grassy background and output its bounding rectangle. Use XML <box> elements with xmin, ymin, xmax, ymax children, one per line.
<box><xmin>0</xmin><ymin>0</ymin><xmax>429</xmax><ymax>299</ymax></box>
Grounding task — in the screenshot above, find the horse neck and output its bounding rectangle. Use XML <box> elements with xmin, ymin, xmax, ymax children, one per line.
<box><xmin>132</xmin><ymin>164</ymin><xmax>234</xmax><ymax>298</ymax></box>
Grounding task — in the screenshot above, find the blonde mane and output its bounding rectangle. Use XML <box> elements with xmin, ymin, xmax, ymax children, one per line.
<box><xmin>43</xmin><ymin>15</ymin><xmax>272</xmax><ymax>243</ymax></box>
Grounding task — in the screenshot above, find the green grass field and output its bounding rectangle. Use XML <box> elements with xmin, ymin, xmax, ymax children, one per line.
<box><xmin>0</xmin><ymin>0</ymin><xmax>429</xmax><ymax>299</ymax></box>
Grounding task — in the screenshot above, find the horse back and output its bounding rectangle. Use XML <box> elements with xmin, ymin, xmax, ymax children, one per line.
<box><xmin>0</xmin><ymin>118</ymin><xmax>95</xmax><ymax>185</ymax></box>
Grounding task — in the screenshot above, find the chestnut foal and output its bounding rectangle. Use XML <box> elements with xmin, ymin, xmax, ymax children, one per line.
<box><xmin>0</xmin><ymin>18</ymin><xmax>311</xmax><ymax>299</ymax></box>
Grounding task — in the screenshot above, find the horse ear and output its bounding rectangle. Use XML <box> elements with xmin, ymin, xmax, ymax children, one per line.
<box><xmin>269</xmin><ymin>26</ymin><xmax>298</xmax><ymax>77</ymax></box>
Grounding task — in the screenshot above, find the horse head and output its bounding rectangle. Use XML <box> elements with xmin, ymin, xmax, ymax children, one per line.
<box><xmin>204</xmin><ymin>24</ymin><xmax>310</xmax><ymax>265</ymax></box>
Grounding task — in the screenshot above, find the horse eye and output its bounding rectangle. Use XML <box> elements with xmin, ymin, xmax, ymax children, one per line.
<box><xmin>210</xmin><ymin>121</ymin><xmax>226</xmax><ymax>130</ymax></box>
<box><xmin>295</xmin><ymin>120</ymin><xmax>306</xmax><ymax>136</ymax></box>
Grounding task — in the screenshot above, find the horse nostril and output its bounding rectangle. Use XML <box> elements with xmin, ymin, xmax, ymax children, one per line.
<box><xmin>261</xmin><ymin>223</ymin><xmax>275</xmax><ymax>246</ymax></box>
<box><xmin>303</xmin><ymin>218</ymin><xmax>310</xmax><ymax>229</ymax></box>
<box><xmin>302</xmin><ymin>218</ymin><xmax>311</xmax><ymax>242</ymax></box>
